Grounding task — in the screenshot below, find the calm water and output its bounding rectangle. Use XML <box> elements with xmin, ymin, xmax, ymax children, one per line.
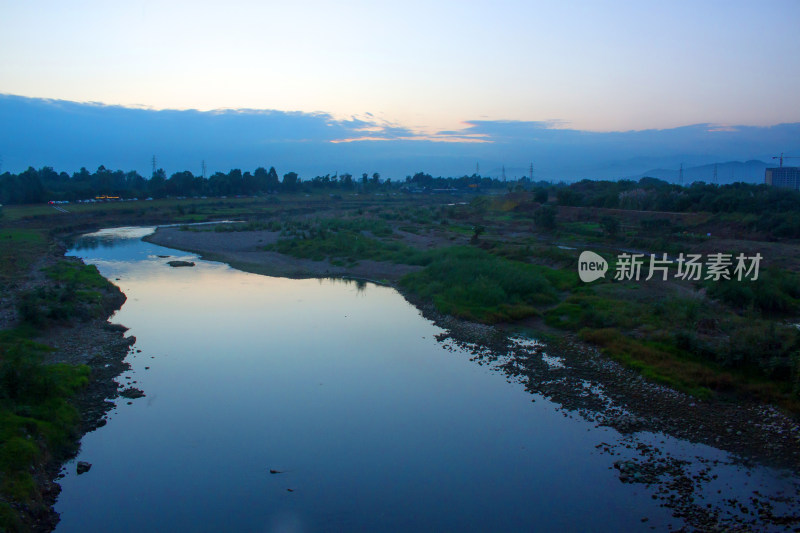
<box><xmin>53</xmin><ymin>227</ymin><xmax>793</xmax><ymax>532</ymax></box>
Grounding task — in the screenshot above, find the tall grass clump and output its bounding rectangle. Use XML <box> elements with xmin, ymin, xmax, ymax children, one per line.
<box><xmin>401</xmin><ymin>247</ymin><xmax>559</xmax><ymax>323</ymax></box>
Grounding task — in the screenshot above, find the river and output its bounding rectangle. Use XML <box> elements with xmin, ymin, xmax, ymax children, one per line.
<box><xmin>53</xmin><ymin>227</ymin><xmax>798</xmax><ymax>532</ymax></box>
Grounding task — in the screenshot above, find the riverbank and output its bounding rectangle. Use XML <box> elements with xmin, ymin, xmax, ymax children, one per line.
<box><xmin>0</xmin><ymin>233</ymin><xmax>133</xmax><ymax>532</ymax></box>
<box><xmin>144</xmin><ymin>225</ymin><xmax>422</xmax><ymax>283</ymax></box>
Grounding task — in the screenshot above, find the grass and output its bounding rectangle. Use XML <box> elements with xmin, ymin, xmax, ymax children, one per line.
<box><xmin>401</xmin><ymin>247</ymin><xmax>567</xmax><ymax>323</ymax></box>
<box><xmin>270</xmin><ymin>220</ymin><xmax>575</xmax><ymax>323</ymax></box>
<box><xmin>0</xmin><ymin>219</ymin><xmax>122</xmax><ymax>529</ymax></box>
<box><xmin>0</xmin><ymin>229</ymin><xmax>117</xmax><ymax>529</ymax></box>
<box><xmin>579</xmin><ymin>327</ymin><xmax>800</xmax><ymax>410</ymax></box>
<box><xmin>17</xmin><ymin>261</ymin><xmax>117</xmax><ymax>328</ymax></box>
<box><xmin>0</xmin><ymin>328</ymin><xmax>91</xmax><ymax>528</ymax></box>
<box><xmin>271</xmin><ymin>231</ymin><xmax>427</xmax><ymax>265</ymax></box>
<box><xmin>705</xmin><ymin>267</ymin><xmax>800</xmax><ymax>315</ymax></box>
<box><xmin>44</xmin><ymin>261</ymin><xmax>109</xmax><ymax>289</ymax></box>
<box><xmin>0</xmin><ymin>229</ymin><xmax>48</xmax><ymax>282</ymax></box>
<box><xmin>268</xmin><ymin>218</ymin><xmax>425</xmax><ymax>265</ymax></box>
<box><xmin>578</xmin><ymin>328</ymin><xmax>722</xmax><ymax>398</ymax></box>
<box><xmin>543</xmin><ymin>279</ymin><xmax>800</xmax><ymax>407</ymax></box>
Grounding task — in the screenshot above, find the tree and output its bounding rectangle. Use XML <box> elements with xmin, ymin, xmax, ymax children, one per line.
<box><xmin>149</xmin><ymin>169</ymin><xmax>167</xmax><ymax>197</ymax></box>
<box><xmin>167</xmin><ymin>171</ymin><xmax>196</xmax><ymax>196</ymax></box>
<box><xmin>17</xmin><ymin>167</ymin><xmax>44</xmax><ymax>203</ymax></box>
<box><xmin>470</xmin><ymin>225</ymin><xmax>485</xmax><ymax>244</ymax></box>
<box><xmin>282</xmin><ymin>171</ymin><xmax>299</xmax><ymax>192</ymax></box>
<box><xmin>556</xmin><ymin>188</ymin><xmax>582</xmax><ymax>206</ymax></box>
<box><xmin>266</xmin><ymin>167</ymin><xmax>280</xmax><ymax>191</ymax></box>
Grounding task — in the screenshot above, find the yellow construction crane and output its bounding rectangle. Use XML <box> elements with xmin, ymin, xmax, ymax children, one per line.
<box><xmin>772</xmin><ymin>153</ymin><xmax>800</xmax><ymax>167</ymax></box>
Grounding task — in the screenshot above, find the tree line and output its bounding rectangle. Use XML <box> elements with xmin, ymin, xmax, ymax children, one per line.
<box><xmin>2</xmin><ymin>165</ymin><xmax>798</xmax><ymax>222</ymax></box>
<box><xmin>0</xmin><ymin>166</ymin><xmax>518</xmax><ymax>205</ymax></box>
<box><xmin>544</xmin><ymin>177</ymin><xmax>800</xmax><ymax>214</ymax></box>
<box><xmin>535</xmin><ymin>177</ymin><xmax>800</xmax><ymax>238</ymax></box>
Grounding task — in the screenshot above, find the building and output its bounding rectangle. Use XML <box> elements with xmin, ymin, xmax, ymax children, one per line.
<box><xmin>765</xmin><ymin>166</ymin><xmax>800</xmax><ymax>190</ymax></box>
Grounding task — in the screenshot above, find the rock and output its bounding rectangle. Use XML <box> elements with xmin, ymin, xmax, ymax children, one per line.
<box><xmin>104</xmin><ymin>323</ymin><xmax>129</xmax><ymax>332</ymax></box>
<box><xmin>119</xmin><ymin>387</ymin><xmax>145</xmax><ymax>399</ymax></box>
<box><xmin>76</xmin><ymin>461</ymin><xmax>92</xmax><ymax>475</ymax></box>
<box><xmin>167</xmin><ymin>260</ymin><xmax>195</xmax><ymax>267</ymax></box>
<box><xmin>606</xmin><ymin>414</ymin><xmax>648</xmax><ymax>433</ymax></box>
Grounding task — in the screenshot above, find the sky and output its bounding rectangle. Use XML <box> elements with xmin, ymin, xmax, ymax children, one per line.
<box><xmin>1</xmin><ymin>0</ymin><xmax>799</xmax><ymax>178</ymax></box>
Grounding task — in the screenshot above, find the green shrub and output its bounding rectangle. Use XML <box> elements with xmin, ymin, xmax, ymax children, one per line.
<box><xmin>707</xmin><ymin>268</ymin><xmax>800</xmax><ymax>316</ymax></box>
<box><xmin>0</xmin><ymin>335</ymin><xmax>90</xmax><ymax>510</ymax></box>
<box><xmin>17</xmin><ymin>261</ymin><xmax>113</xmax><ymax>327</ymax></box>
<box><xmin>401</xmin><ymin>247</ymin><xmax>558</xmax><ymax>323</ymax></box>
<box><xmin>533</xmin><ymin>205</ymin><xmax>557</xmax><ymax>229</ymax></box>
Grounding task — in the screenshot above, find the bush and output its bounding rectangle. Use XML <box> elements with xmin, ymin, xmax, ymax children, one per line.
<box><xmin>17</xmin><ymin>261</ymin><xmax>114</xmax><ymax>327</ymax></box>
<box><xmin>727</xmin><ymin>321</ymin><xmax>800</xmax><ymax>380</ymax></box>
<box><xmin>0</xmin><ymin>333</ymin><xmax>90</xmax><ymax>513</ymax></box>
<box><xmin>533</xmin><ymin>206</ymin><xmax>557</xmax><ymax>229</ymax></box>
<box><xmin>600</xmin><ymin>216</ymin><xmax>620</xmax><ymax>237</ymax></box>
<box><xmin>706</xmin><ymin>268</ymin><xmax>800</xmax><ymax>316</ymax></box>
<box><xmin>401</xmin><ymin>247</ymin><xmax>558</xmax><ymax>323</ymax></box>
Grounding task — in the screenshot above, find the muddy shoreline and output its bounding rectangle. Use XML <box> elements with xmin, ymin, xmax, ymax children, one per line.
<box><xmin>34</xmin><ymin>319</ymin><xmax>135</xmax><ymax>532</ymax></box>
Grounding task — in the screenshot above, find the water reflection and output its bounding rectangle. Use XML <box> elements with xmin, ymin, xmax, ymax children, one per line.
<box><xmin>69</xmin><ymin>227</ymin><xmax>156</xmax><ymax>250</ymax></box>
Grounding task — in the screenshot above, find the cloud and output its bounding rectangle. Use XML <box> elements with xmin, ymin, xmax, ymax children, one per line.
<box><xmin>1</xmin><ymin>94</ymin><xmax>798</xmax><ymax>181</ymax></box>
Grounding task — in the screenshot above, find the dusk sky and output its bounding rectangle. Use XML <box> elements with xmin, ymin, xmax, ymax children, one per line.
<box><xmin>1</xmin><ymin>0</ymin><xmax>799</xmax><ymax>178</ymax></box>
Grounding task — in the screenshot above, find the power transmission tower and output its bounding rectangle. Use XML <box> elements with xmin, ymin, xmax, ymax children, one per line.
<box><xmin>201</xmin><ymin>160</ymin><xmax>207</xmax><ymax>179</ymax></box>
<box><xmin>529</xmin><ymin>162</ymin><xmax>534</xmax><ymax>182</ymax></box>
<box><xmin>151</xmin><ymin>155</ymin><xmax>157</xmax><ymax>176</ymax></box>
<box><xmin>501</xmin><ymin>164</ymin><xmax>506</xmax><ymax>181</ymax></box>
<box><xmin>713</xmin><ymin>163</ymin><xmax>718</xmax><ymax>185</ymax></box>
<box><xmin>476</xmin><ymin>162</ymin><xmax>480</xmax><ymax>176</ymax></box>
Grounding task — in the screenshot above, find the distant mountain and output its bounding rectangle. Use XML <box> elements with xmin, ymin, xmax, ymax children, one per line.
<box><xmin>636</xmin><ymin>160</ymin><xmax>769</xmax><ymax>185</ymax></box>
